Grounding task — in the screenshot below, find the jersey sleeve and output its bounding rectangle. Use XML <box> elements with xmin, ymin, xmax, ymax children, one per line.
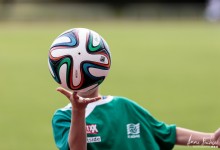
<box><xmin>124</xmin><ymin>98</ymin><xmax>176</xmax><ymax>150</ymax></box>
<box><xmin>148</xmin><ymin>114</ymin><xmax>176</xmax><ymax>149</ymax></box>
<box><xmin>52</xmin><ymin>109</ymin><xmax>71</xmax><ymax>150</ymax></box>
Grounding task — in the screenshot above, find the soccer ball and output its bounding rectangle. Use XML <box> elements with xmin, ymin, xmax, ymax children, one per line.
<box><xmin>48</xmin><ymin>28</ymin><xmax>111</xmax><ymax>92</ymax></box>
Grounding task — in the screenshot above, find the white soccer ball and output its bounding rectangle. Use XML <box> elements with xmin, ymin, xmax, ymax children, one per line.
<box><xmin>48</xmin><ymin>28</ymin><xmax>111</xmax><ymax>92</ymax></box>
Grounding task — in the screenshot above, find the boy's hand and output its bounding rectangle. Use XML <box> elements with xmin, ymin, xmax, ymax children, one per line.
<box><xmin>56</xmin><ymin>87</ymin><xmax>101</xmax><ymax>111</ymax></box>
<box><xmin>213</xmin><ymin>128</ymin><xmax>220</xmax><ymax>147</ymax></box>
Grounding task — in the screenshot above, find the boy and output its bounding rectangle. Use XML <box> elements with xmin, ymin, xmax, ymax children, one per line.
<box><xmin>52</xmin><ymin>86</ymin><xmax>220</xmax><ymax>150</ymax></box>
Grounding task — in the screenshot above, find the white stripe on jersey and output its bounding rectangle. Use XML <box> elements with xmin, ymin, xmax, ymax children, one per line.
<box><xmin>59</xmin><ymin>96</ymin><xmax>114</xmax><ymax>118</ymax></box>
<box><xmin>85</xmin><ymin>96</ymin><xmax>113</xmax><ymax>118</ymax></box>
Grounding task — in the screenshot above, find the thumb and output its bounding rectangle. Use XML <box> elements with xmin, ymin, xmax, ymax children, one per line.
<box><xmin>56</xmin><ymin>87</ymin><xmax>72</xmax><ymax>99</ymax></box>
<box><xmin>214</xmin><ymin>128</ymin><xmax>220</xmax><ymax>141</ymax></box>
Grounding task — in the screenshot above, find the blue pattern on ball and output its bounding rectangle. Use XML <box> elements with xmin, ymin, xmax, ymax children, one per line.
<box><xmin>83</xmin><ymin>63</ymin><xmax>108</xmax><ymax>80</ymax></box>
<box><xmin>51</xmin><ymin>32</ymin><xmax>77</xmax><ymax>48</ymax></box>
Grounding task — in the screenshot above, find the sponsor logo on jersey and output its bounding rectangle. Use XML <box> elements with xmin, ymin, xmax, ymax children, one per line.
<box><xmin>86</xmin><ymin>124</ymin><xmax>98</xmax><ymax>134</ymax></box>
<box><xmin>87</xmin><ymin>136</ymin><xmax>101</xmax><ymax>143</ymax></box>
<box><xmin>127</xmin><ymin>123</ymin><xmax>140</xmax><ymax>138</ymax></box>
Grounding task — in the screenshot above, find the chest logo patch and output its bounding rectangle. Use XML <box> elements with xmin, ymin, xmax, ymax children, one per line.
<box><xmin>127</xmin><ymin>123</ymin><xmax>140</xmax><ymax>138</ymax></box>
<box><xmin>87</xmin><ymin>136</ymin><xmax>101</xmax><ymax>143</ymax></box>
<box><xmin>86</xmin><ymin>124</ymin><xmax>98</xmax><ymax>134</ymax></box>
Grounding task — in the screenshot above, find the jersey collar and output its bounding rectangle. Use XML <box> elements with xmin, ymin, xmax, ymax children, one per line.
<box><xmin>85</xmin><ymin>96</ymin><xmax>113</xmax><ymax>118</ymax></box>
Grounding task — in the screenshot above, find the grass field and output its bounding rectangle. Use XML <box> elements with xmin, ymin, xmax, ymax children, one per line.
<box><xmin>0</xmin><ymin>20</ymin><xmax>220</xmax><ymax>150</ymax></box>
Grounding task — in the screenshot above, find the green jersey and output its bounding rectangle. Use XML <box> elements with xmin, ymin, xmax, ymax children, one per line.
<box><xmin>52</xmin><ymin>96</ymin><xmax>176</xmax><ymax>150</ymax></box>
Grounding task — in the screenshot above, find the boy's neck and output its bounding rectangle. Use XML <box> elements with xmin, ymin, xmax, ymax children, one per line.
<box><xmin>77</xmin><ymin>87</ymin><xmax>101</xmax><ymax>98</ymax></box>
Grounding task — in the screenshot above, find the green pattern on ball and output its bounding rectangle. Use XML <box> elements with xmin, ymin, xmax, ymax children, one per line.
<box><xmin>88</xmin><ymin>34</ymin><xmax>101</xmax><ymax>52</ymax></box>
<box><xmin>57</xmin><ymin>57</ymin><xmax>72</xmax><ymax>85</ymax></box>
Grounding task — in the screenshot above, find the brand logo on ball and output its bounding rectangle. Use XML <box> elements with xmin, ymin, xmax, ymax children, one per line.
<box><xmin>100</xmin><ymin>56</ymin><xmax>105</xmax><ymax>62</ymax></box>
<box><xmin>75</xmin><ymin>70</ymin><xmax>78</xmax><ymax>78</ymax></box>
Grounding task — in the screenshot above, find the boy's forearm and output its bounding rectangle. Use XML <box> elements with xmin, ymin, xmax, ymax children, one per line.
<box><xmin>69</xmin><ymin>109</ymin><xmax>87</xmax><ymax>150</ymax></box>
<box><xmin>176</xmin><ymin>127</ymin><xmax>218</xmax><ymax>147</ymax></box>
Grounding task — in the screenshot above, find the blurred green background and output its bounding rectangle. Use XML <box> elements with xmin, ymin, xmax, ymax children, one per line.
<box><xmin>0</xmin><ymin>1</ymin><xmax>220</xmax><ymax>150</ymax></box>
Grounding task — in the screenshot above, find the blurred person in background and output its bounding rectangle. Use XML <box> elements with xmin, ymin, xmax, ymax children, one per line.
<box><xmin>205</xmin><ymin>0</ymin><xmax>220</xmax><ymax>22</ymax></box>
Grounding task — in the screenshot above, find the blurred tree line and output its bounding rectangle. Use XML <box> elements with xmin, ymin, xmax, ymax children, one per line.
<box><xmin>0</xmin><ymin>0</ymin><xmax>207</xmax><ymax>12</ymax></box>
<box><xmin>0</xmin><ymin>0</ymin><xmax>206</xmax><ymax>4</ymax></box>
<box><xmin>0</xmin><ymin>0</ymin><xmax>207</xmax><ymax>21</ymax></box>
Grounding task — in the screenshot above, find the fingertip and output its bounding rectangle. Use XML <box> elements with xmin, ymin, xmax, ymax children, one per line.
<box><xmin>56</xmin><ymin>87</ymin><xmax>68</xmax><ymax>94</ymax></box>
<box><xmin>97</xmin><ymin>96</ymin><xmax>102</xmax><ymax>99</ymax></box>
<box><xmin>56</xmin><ymin>87</ymin><xmax>63</xmax><ymax>92</ymax></box>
